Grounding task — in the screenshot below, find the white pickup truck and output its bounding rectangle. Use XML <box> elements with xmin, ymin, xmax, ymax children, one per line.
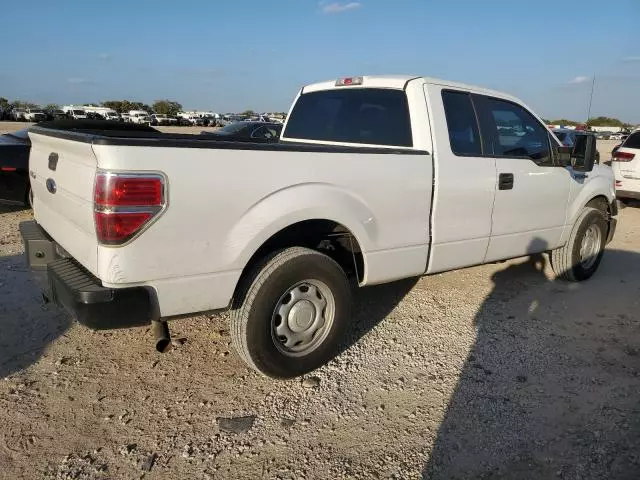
<box><xmin>21</xmin><ymin>75</ymin><xmax>617</xmax><ymax>378</ymax></box>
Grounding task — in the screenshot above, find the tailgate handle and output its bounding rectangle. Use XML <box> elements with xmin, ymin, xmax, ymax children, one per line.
<box><xmin>48</xmin><ymin>152</ymin><xmax>59</xmax><ymax>171</ymax></box>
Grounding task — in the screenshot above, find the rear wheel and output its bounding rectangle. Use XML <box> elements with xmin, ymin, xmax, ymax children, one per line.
<box><xmin>231</xmin><ymin>247</ymin><xmax>351</xmax><ymax>379</ymax></box>
<box><xmin>550</xmin><ymin>207</ymin><xmax>607</xmax><ymax>281</ymax></box>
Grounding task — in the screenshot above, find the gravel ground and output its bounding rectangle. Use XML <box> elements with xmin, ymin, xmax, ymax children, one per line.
<box><xmin>0</xmin><ymin>122</ymin><xmax>638</xmax><ymax>479</ymax></box>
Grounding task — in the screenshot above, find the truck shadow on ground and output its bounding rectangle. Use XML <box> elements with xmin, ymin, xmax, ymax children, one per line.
<box><xmin>422</xmin><ymin>243</ymin><xmax>640</xmax><ymax>479</ymax></box>
<box><xmin>339</xmin><ymin>277</ymin><xmax>418</xmax><ymax>357</ymax></box>
<box><xmin>0</xmin><ymin>253</ymin><xmax>71</xmax><ymax>379</ymax></box>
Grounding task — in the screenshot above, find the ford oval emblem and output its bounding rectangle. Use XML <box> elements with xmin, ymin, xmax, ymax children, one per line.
<box><xmin>46</xmin><ymin>178</ymin><xmax>57</xmax><ymax>194</ymax></box>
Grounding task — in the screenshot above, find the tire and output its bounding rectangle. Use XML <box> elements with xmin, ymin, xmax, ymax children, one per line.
<box><xmin>550</xmin><ymin>207</ymin><xmax>607</xmax><ymax>282</ymax></box>
<box><xmin>231</xmin><ymin>247</ymin><xmax>351</xmax><ymax>379</ymax></box>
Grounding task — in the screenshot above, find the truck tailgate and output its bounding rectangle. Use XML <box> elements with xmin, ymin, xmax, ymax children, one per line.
<box><xmin>28</xmin><ymin>132</ymin><xmax>99</xmax><ymax>275</ymax></box>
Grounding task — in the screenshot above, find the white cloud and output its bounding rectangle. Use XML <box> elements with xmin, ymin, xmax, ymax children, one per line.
<box><xmin>622</xmin><ymin>56</ymin><xmax>640</xmax><ymax>62</ymax></box>
<box><xmin>97</xmin><ymin>53</ymin><xmax>112</xmax><ymax>61</ymax></box>
<box><xmin>568</xmin><ymin>75</ymin><xmax>589</xmax><ymax>84</ymax></box>
<box><xmin>320</xmin><ymin>1</ymin><xmax>362</xmax><ymax>14</ymax></box>
<box><xmin>67</xmin><ymin>78</ymin><xmax>96</xmax><ymax>85</ymax></box>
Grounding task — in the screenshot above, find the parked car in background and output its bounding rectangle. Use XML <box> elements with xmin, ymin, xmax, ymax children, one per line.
<box><xmin>177</xmin><ymin>113</ymin><xmax>205</xmax><ymax>126</ymax></box>
<box><xmin>612</xmin><ymin>130</ymin><xmax>640</xmax><ymax>203</ymax></box>
<box><xmin>102</xmin><ymin>111</ymin><xmax>122</xmax><ymax>122</ymax></box>
<box><xmin>46</xmin><ymin>109</ymin><xmax>67</xmax><ymax>121</ymax></box>
<box><xmin>200</xmin><ymin>121</ymin><xmax>282</xmax><ymax>141</ymax></box>
<box><xmin>23</xmin><ymin>109</ymin><xmax>47</xmax><ymax>122</ymax></box>
<box><xmin>151</xmin><ymin>114</ymin><xmax>177</xmax><ymax>126</ymax></box>
<box><xmin>12</xmin><ymin>109</ymin><xmax>27</xmax><ymax>121</ymax></box>
<box><xmin>176</xmin><ymin>116</ymin><xmax>192</xmax><ymax>126</ymax></box>
<box><xmin>62</xmin><ymin>106</ymin><xmax>88</xmax><ymax>120</ymax></box>
<box><xmin>553</xmin><ymin>129</ymin><xmax>600</xmax><ymax>163</ymax></box>
<box><xmin>0</xmin><ymin>128</ymin><xmax>31</xmax><ymax>207</ymax></box>
<box><xmin>128</xmin><ymin>110</ymin><xmax>151</xmax><ymax>125</ymax></box>
<box><xmin>83</xmin><ymin>106</ymin><xmax>120</xmax><ymax>121</ymax></box>
<box><xmin>201</xmin><ymin>115</ymin><xmax>218</xmax><ymax>127</ymax></box>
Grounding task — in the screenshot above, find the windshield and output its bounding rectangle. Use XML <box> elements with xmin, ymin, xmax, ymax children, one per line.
<box><xmin>73</xmin><ymin>110</ymin><xmax>85</xmax><ymax>115</ymax></box>
<box><xmin>218</xmin><ymin>122</ymin><xmax>249</xmax><ymax>134</ymax></box>
<box><xmin>155</xmin><ymin>114</ymin><xmax>166</xmax><ymax>118</ymax></box>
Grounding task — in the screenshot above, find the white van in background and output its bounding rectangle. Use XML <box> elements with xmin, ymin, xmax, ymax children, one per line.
<box><xmin>128</xmin><ymin>110</ymin><xmax>151</xmax><ymax>125</ymax></box>
<box><xmin>62</xmin><ymin>106</ymin><xmax>88</xmax><ymax>120</ymax></box>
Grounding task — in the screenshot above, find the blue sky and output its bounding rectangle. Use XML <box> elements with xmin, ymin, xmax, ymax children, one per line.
<box><xmin>1</xmin><ymin>0</ymin><xmax>639</xmax><ymax>121</ymax></box>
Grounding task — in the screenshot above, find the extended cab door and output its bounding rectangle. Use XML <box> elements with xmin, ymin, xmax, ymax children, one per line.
<box><xmin>425</xmin><ymin>86</ymin><xmax>497</xmax><ymax>273</ymax></box>
<box><xmin>473</xmin><ymin>94</ymin><xmax>572</xmax><ymax>261</ymax></box>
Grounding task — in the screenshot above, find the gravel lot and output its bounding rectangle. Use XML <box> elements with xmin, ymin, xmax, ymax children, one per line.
<box><xmin>0</xmin><ymin>122</ymin><xmax>638</xmax><ymax>479</ymax></box>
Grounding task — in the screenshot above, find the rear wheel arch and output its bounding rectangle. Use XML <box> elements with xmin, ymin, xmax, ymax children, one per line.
<box><xmin>232</xmin><ymin>219</ymin><xmax>366</xmax><ymax>305</ymax></box>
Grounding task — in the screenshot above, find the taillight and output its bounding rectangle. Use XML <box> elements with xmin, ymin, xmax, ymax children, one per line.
<box><xmin>95</xmin><ymin>175</ymin><xmax>163</xmax><ymax>206</ymax></box>
<box><xmin>94</xmin><ymin>172</ymin><xmax>166</xmax><ymax>245</ymax></box>
<box><xmin>612</xmin><ymin>151</ymin><xmax>635</xmax><ymax>162</ymax></box>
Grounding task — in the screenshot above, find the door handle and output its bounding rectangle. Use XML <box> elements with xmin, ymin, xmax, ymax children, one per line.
<box><xmin>498</xmin><ymin>173</ymin><xmax>514</xmax><ymax>190</ymax></box>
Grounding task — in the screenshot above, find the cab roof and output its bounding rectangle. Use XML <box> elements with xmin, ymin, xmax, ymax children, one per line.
<box><xmin>302</xmin><ymin>75</ymin><xmax>520</xmax><ymax>102</ymax></box>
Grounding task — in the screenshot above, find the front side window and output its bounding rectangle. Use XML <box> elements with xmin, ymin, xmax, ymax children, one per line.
<box><xmin>284</xmin><ymin>88</ymin><xmax>413</xmax><ymax>147</ymax></box>
<box><xmin>476</xmin><ymin>96</ymin><xmax>552</xmax><ymax>166</ymax></box>
<box><xmin>441</xmin><ymin>90</ymin><xmax>482</xmax><ymax>156</ymax></box>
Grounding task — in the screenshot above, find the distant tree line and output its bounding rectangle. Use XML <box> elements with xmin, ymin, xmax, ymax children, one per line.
<box><xmin>1</xmin><ymin>97</ymin><xmax>183</xmax><ymax>116</ymax></box>
<box><xmin>1</xmin><ymin>97</ymin><xmax>287</xmax><ymax>117</ymax></box>
<box><xmin>543</xmin><ymin>116</ymin><xmax>634</xmax><ymax>128</ymax></box>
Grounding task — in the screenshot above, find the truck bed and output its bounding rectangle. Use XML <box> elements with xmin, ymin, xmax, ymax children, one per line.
<box><xmin>29</xmin><ymin>124</ymin><xmax>425</xmax><ymax>155</ymax></box>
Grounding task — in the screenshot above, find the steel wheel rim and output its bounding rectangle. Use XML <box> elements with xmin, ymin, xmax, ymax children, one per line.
<box><xmin>579</xmin><ymin>224</ymin><xmax>602</xmax><ymax>269</ymax></box>
<box><xmin>271</xmin><ymin>279</ymin><xmax>335</xmax><ymax>357</ymax></box>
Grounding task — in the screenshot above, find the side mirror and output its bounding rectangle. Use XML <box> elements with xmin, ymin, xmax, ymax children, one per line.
<box><xmin>571</xmin><ymin>134</ymin><xmax>597</xmax><ymax>172</ymax></box>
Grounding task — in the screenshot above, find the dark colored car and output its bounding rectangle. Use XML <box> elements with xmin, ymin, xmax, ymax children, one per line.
<box><xmin>201</xmin><ymin>121</ymin><xmax>282</xmax><ymax>142</ymax></box>
<box><xmin>0</xmin><ymin>129</ymin><xmax>31</xmax><ymax>206</ymax></box>
<box><xmin>201</xmin><ymin>115</ymin><xmax>219</xmax><ymax>127</ymax></box>
<box><xmin>45</xmin><ymin>109</ymin><xmax>67</xmax><ymax>121</ymax></box>
<box><xmin>553</xmin><ymin>129</ymin><xmax>600</xmax><ymax>164</ymax></box>
<box><xmin>0</xmin><ymin>120</ymin><xmax>160</xmax><ymax>207</ymax></box>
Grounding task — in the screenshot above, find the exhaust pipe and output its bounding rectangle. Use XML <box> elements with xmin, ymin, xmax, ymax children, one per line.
<box><xmin>152</xmin><ymin>320</ymin><xmax>171</xmax><ymax>353</ymax></box>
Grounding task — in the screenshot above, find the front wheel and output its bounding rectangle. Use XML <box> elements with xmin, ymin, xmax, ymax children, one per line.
<box><xmin>231</xmin><ymin>247</ymin><xmax>351</xmax><ymax>379</ymax></box>
<box><xmin>550</xmin><ymin>207</ymin><xmax>607</xmax><ymax>281</ymax></box>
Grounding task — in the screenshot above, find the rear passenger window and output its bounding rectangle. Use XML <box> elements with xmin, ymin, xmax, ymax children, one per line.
<box><xmin>475</xmin><ymin>95</ymin><xmax>552</xmax><ymax>166</ymax></box>
<box><xmin>442</xmin><ymin>91</ymin><xmax>482</xmax><ymax>156</ymax></box>
<box><xmin>623</xmin><ymin>132</ymin><xmax>640</xmax><ymax>149</ymax></box>
<box><xmin>284</xmin><ymin>88</ymin><xmax>413</xmax><ymax>147</ymax></box>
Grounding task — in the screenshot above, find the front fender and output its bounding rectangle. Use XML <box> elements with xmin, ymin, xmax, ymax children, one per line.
<box><xmin>222</xmin><ymin>182</ymin><xmax>378</xmax><ymax>270</ymax></box>
<box><xmin>567</xmin><ymin>166</ymin><xmax>616</xmax><ymax>226</ymax></box>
